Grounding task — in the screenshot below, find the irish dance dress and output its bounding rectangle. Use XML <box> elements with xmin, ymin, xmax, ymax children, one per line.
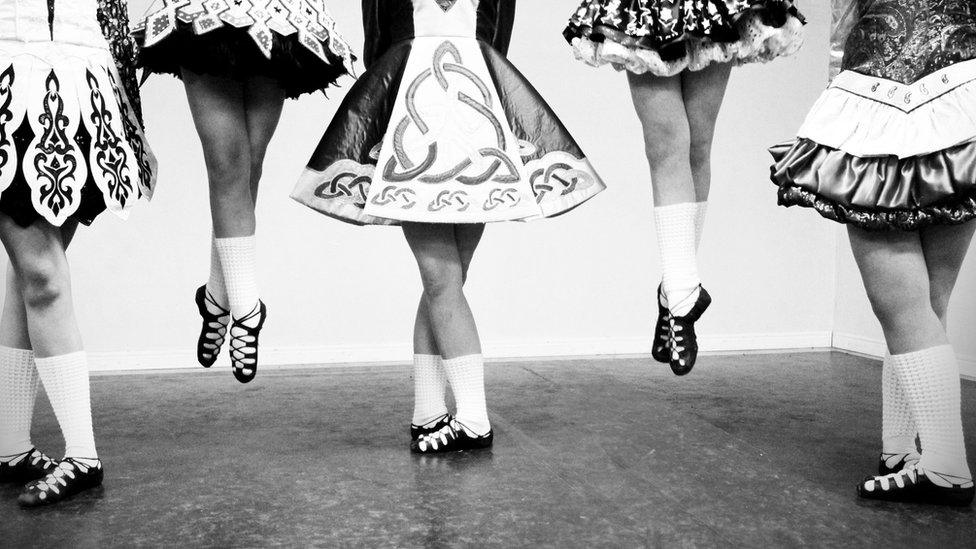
<box><xmin>291</xmin><ymin>0</ymin><xmax>606</xmax><ymax>225</ymax></box>
<box><xmin>133</xmin><ymin>0</ymin><xmax>355</xmax><ymax>98</ymax></box>
<box><xmin>0</xmin><ymin>0</ymin><xmax>157</xmax><ymax>228</ymax></box>
<box><xmin>564</xmin><ymin>1</ymin><xmax>806</xmax><ymax>76</ymax></box>
<box><xmin>770</xmin><ymin>0</ymin><xmax>976</xmax><ymax>231</ymax></box>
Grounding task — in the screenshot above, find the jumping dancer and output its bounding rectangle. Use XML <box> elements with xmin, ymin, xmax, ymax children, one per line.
<box><xmin>771</xmin><ymin>0</ymin><xmax>976</xmax><ymax>506</ymax></box>
<box><xmin>0</xmin><ymin>0</ymin><xmax>156</xmax><ymax>507</ymax></box>
<box><xmin>564</xmin><ymin>1</ymin><xmax>804</xmax><ymax>375</ymax></box>
<box><xmin>133</xmin><ymin>0</ymin><xmax>354</xmax><ymax>382</ymax></box>
<box><xmin>292</xmin><ymin>0</ymin><xmax>605</xmax><ymax>453</ymax></box>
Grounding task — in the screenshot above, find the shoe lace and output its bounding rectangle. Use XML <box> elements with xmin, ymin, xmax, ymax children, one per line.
<box><xmin>870</xmin><ymin>464</ymin><xmax>918</xmax><ymax>491</ymax></box>
<box><xmin>32</xmin><ymin>461</ymin><xmax>83</xmax><ymax>495</ymax></box>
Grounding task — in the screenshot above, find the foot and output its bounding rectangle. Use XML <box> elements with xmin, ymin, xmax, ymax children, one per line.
<box><xmin>410</xmin><ymin>414</ymin><xmax>453</xmax><ymax>439</ymax></box>
<box><xmin>18</xmin><ymin>458</ymin><xmax>104</xmax><ymax>508</ymax></box>
<box><xmin>0</xmin><ymin>449</ymin><xmax>56</xmax><ymax>484</ymax></box>
<box><xmin>195</xmin><ymin>285</ymin><xmax>230</xmax><ymax>368</ymax></box>
<box><xmin>410</xmin><ymin>418</ymin><xmax>493</xmax><ymax>454</ymax></box>
<box><xmin>651</xmin><ymin>283</ymin><xmax>670</xmax><ymax>364</ymax></box>
<box><xmin>857</xmin><ymin>466</ymin><xmax>974</xmax><ymax>507</ymax></box>
<box><xmin>879</xmin><ymin>452</ymin><xmax>920</xmax><ymax>476</ymax></box>
<box><xmin>667</xmin><ymin>286</ymin><xmax>711</xmax><ymax>376</ymax></box>
<box><xmin>229</xmin><ymin>301</ymin><xmax>267</xmax><ymax>384</ymax></box>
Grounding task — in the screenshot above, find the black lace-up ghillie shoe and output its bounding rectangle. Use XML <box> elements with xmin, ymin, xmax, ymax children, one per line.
<box><xmin>857</xmin><ymin>466</ymin><xmax>975</xmax><ymax>507</ymax></box>
<box><xmin>18</xmin><ymin>458</ymin><xmax>104</xmax><ymax>508</ymax></box>
<box><xmin>410</xmin><ymin>414</ymin><xmax>453</xmax><ymax>439</ymax></box>
<box><xmin>651</xmin><ymin>283</ymin><xmax>670</xmax><ymax>364</ymax></box>
<box><xmin>195</xmin><ymin>285</ymin><xmax>230</xmax><ymax>368</ymax></box>
<box><xmin>410</xmin><ymin>418</ymin><xmax>493</xmax><ymax>454</ymax></box>
<box><xmin>229</xmin><ymin>301</ymin><xmax>267</xmax><ymax>384</ymax></box>
<box><xmin>668</xmin><ymin>286</ymin><xmax>712</xmax><ymax>376</ymax></box>
<box><xmin>0</xmin><ymin>448</ymin><xmax>56</xmax><ymax>484</ymax></box>
<box><xmin>879</xmin><ymin>452</ymin><xmax>921</xmax><ymax>476</ymax></box>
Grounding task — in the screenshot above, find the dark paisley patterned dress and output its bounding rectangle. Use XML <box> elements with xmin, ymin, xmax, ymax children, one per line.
<box><xmin>291</xmin><ymin>0</ymin><xmax>605</xmax><ymax>225</ymax></box>
<box><xmin>0</xmin><ymin>0</ymin><xmax>156</xmax><ymax>228</ymax></box>
<box><xmin>563</xmin><ymin>0</ymin><xmax>805</xmax><ymax>75</ymax></box>
<box><xmin>771</xmin><ymin>0</ymin><xmax>976</xmax><ymax>231</ymax></box>
<box><xmin>133</xmin><ymin>0</ymin><xmax>355</xmax><ymax>99</ymax></box>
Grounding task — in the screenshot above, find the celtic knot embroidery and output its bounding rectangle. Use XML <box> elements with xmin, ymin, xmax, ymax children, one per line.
<box><xmin>483</xmin><ymin>188</ymin><xmax>520</xmax><ymax>211</ymax></box>
<box><xmin>33</xmin><ymin>71</ymin><xmax>78</xmax><ymax>218</ymax></box>
<box><xmin>525</xmin><ymin>152</ymin><xmax>599</xmax><ymax>206</ymax></box>
<box><xmin>315</xmin><ymin>171</ymin><xmax>371</xmax><ymax>205</ymax></box>
<box><xmin>429</xmin><ymin>190</ymin><xmax>470</xmax><ymax>212</ymax></box>
<box><xmin>0</xmin><ymin>66</ymin><xmax>15</xmax><ymax>176</ymax></box>
<box><xmin>382</xmin><ymin>40</ymin><xmax>522</xmax><ymax>188</ymax></box>
<box><xmin>371</xmin><ymin>185</ymin><xmax>417</xmax><ymax>209</ymax></box>
<box><xmin>87</xmin><ymin>70</ymin><xmax>133</xmax><ymax>208</ymax></box>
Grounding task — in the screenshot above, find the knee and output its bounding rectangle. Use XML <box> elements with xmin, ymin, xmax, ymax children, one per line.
<box><xmin>642</xmin><ymin>123</ymin><xmax>690</xmax><ymax>166</ymax></box>
<box><xmin>419</xmin><ymin>263</ymin><xmax>464</xmax><ymax>301</ymax></box>
<box><xmin>205</xmin><ymin>147</ymin><xmax>250</xmax><ymax>189</ymax></box>
<box><xmin>867</xmin><ymin>290</ymin><xmax>930</xmax><ymax>331</ymax></box>
<box><xmin>688</xmin><ymin>135</ymin><xmax>713</xmax><ymax>171</ymax></box>
<box><xmin>15</xmin><ymin>257</ymin><xmax>66</xmax><ymax>310</ymax></box>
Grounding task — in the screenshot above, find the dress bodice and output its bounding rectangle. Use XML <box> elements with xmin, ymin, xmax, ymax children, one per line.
<box><xmin>841</xmin><ymin>0</ymin><xmax>976</xmax><ymax>83</ymax></box>
<box><xmin>363</xmin><ymin>0</ymin><xmax>516</xmax><ymax>67</ymax></box>
<box><xmin>0</xmin><ymin>0</ymin><xmax>106</xmax><ymax>48</ymax></box>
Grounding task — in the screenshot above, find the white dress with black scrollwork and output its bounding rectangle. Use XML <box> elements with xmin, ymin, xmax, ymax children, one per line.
<box><xmin>0</xmin><ymin>0</ymin><xmax>156</xmax><ymax>227</ymax></box>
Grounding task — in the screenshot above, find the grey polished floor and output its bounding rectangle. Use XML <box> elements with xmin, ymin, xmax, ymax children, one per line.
<box><xmin>2</xmin><ymin>351</ymin><xmax>975</xmax><ymax>548</ymax></box>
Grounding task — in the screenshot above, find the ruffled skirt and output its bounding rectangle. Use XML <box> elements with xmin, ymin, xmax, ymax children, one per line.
<box><xmin>133</xmin><ymin>0</ymin><xmax>354</xmax><ymax>98</ymax></box>
<box><xmin>292</xmin><ymin>37</ymin><xmax>606</xmax><ymax>225</ymax></box>
<box><xmin>770</xmin><ymin>60</ymin><xmax>976</xmax><ymax>231</ymax></box>
<box><xmin>0</xmin><ymin>41</ymin><xmax>157</xmax><ymax>228</ymax></box>
<box><xmin>564</xmin><ymin>0</ymin><xmax>804</xmax><ymax>76</ymax></box>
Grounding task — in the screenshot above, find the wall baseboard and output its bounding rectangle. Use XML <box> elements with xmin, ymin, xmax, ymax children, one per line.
<box><xmin>832</xmin><ymin>332</ymin><xmax>976</xmax><ymax>380</ymax></box>
<box><xmin>88</xmin><ymin>331</ymin><xmax>833</xmax><ymax>373</ymax></box>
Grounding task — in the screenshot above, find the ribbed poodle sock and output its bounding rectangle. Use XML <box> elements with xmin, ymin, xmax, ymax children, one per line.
<box><xmin>205</xmin><ymin>235</ymin><xmax>228</xmax><ymax>313</ymax></box>
<box><xmin>412</xmin><ymin>354</ymin><xmax>449</xmax><ymax>428</ymax></box>
<box><xmin>882</xmin><ymin>353</ymin><xmax>920</xmax><ymax>469</ymax></box>
<box><xmin>442</xmin><ymin>354</ymin><xmax>490</xmax><ymax>436</ymax></box>
<box><xmin>0</xmin><ymin>347</ymin><xmax>39</xmax><ymax>460</ymax></box>
<box><xmin>694</xmin><ymin>201</ymin><xmax>708</xmax><ymax>251</ymax></box>
<box><xmin>33</xmin><ymin>352</ymin><xmax>97</xmax><ymax>461</ymax></box>
<box><xmin>890</xmin><ymin>346</ymin><xmax>971</xmax><ymax>486</ymax></box>
<box><xmin>214</xmin><ymin>236</ymin><xmax>260</xmax><ymax>323</ymax></box>
<box><xmin>654</xmin><ymin>203</ymin><xmax>701</xmax><ymax>317</ymax></box>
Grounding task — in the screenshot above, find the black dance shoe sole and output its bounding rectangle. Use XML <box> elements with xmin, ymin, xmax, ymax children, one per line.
<box><xmin>668</xmin><ymin>286</ymin><xmax>712</xmax><ymax>376</ymax></box>
<box><xmin>0</xmin><ymin>449</ymin><xmax>56</xmax><ymax>484</ymax></box>
<box><xmin>857</xmin><ymin>470</ymin><xmax>974</xmax><ymax>507</ymax></box>
<box><xmin>18</xmin><ymin>459</ymin><xmax>104</xmax><ymax>508</ymax></box>
<box><xmin>651</xmin><ymin>283</ymin><xmax>670</xmax><ymax>364</ymax></box>
<box><xmin>195</xmin><ymin>285</ymin><xmax>229</xmax><ymax>369</ymax></box>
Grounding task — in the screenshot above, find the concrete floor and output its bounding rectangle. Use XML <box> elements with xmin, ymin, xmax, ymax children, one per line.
<box><xmin>1</xmin><ymin>351</ymin><xmax>974</xmax><ymax>548</ymax></box>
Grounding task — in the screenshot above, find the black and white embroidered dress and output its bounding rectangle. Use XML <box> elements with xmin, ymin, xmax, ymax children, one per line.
<box><xmin>0</xmin><ymin>0</ymin><xmax>156</xmax><ymax>227</ymax></box>
<box><xmin>291</xmin><ymin>0</ymin><xmax>606</xmax><ymax>225</ymax></box>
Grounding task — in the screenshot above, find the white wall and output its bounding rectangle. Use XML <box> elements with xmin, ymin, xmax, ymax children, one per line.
<box><xmin>0</xmin><ymin>1</ymin><xmax>843</xmax><ymax>371</ymax></box>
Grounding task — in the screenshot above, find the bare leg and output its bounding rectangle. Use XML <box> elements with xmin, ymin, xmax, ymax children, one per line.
<box><xmin>242</xmin><ymin>76</ymin><xmax>286</xmax><ymax>203</ymax></box>
<box><xmin>919</xmin><ymin>221</ymin><xmax>976</xmax><ymax>328</ymax></box>
<box><xmin>182</xmin><ymin>70</ymin><xmax>252</xmax><ymax>238</ymax></box>
<box><xmin>681</xmin><ymin>62</ymin><xmax>732</xmax><ymax>203</ymax></box>
<box><xmin>403</xmin><ymin>223</ymin><xmax>481</xmax><ymax>359</ymax></box>
<box><xmin>628</xmin><ymin>72</ymin><xmax>694</xmax><ymax>206</ymax></box>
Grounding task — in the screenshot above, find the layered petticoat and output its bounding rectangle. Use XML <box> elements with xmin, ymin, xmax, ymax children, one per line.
<box><xmin>0</xmin><ymin>41</ymin><xmax>157</xmax><ymax>228</ymax></box>
<box><xmin>133</xmin><ymin>0</ymin><xmax>355</xmax><ymax>98</ymax></box>
<box><xmin>770</xmin><ymin>60</ymin><xmax>976</xmax><ymax>231</ymax></box>
<box><xmin>292</xmin><ymin>37</ymin><xmax>606</xmax><ymax>225</ymax></box>
<box><xmin>564</xmin><ymin>1</ymin><xmax>805</xmax><ymax>76</ymax></box>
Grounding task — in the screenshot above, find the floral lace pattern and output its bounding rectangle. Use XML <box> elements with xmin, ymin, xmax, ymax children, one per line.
<box><xmin>96</xmin><ymin>0</ymin><xmax>143</xmax><ymax>124</ymax></box>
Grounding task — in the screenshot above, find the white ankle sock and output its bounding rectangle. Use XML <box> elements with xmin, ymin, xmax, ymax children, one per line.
<box><xmin>206</xmin><ymin>235</ymin><xmax>228</xmax><ymax>310</ymax></box>
<box><xmin>442</xmin><ymin>354</ymin><xmax>490</xmax><ymax>436</ymax></box>
<box><xmin>890</xmin><ymin>346</ymin><xmax>971</xmax><ymax>484</ymax></box>
<box><xmin>694</xmin><ymin>201</ymin><xmax>708</xmax><ymax>251</ymax></box>
<box><xmin>214</xmin><ymin>236</ymin><xmax>260</xmax><ymax>320</ymax></box>
<box><xmin>882</xmin><ymin>353</ymin><xmax>919</xmax><ymax>462</ymax></box>
<box><xmin>34</xmin><ymin>352</ymin><xmax>97</xmax><ymax>460</ymax></box>
<box><xmin>654</xmin><ymin>203</ymin><xmax>701</xmax><ymax>317</ymax></box>
<box><xmin>412</xmin><ymin>354</ymin><xmax>448</xmax><ymax>427</ymax></box>
<box><xmin>0</xmin><ymin>347</ymin><xmax>38</xmax><ymax>457</ymax></box>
